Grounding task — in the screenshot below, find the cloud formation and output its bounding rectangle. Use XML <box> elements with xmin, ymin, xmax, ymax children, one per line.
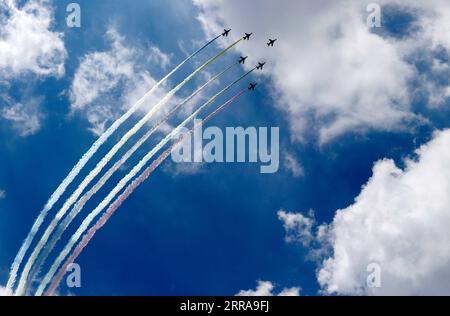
<box><xmin>283</xmin><ymin>153</ymin><xmax>304</xmax><ymax>177</ymax></box>
<box><xmin>1</xmin><ymin>95</ymin><xmax>44</xmax><ymax>136</ymax></box>
<box><xmin>193</xmin><ymin>0</ymin><xmax>450</xmax><ymax>143</ymax></box>
<box><xmin>0</xmin><ymin>285</ymin><xmax>12</xmax><ymax>296</ymax></box>
<box><xmin>280</xmin><ymin>130</ymin><xmax>450</xmax><ymax>295</ymax></box>
<box><xmin>317</xmin><ymin>129</ymin><xmax>450</xmax><ymax>295</ymax></box>
<box><xmin>70</xmin><ymin>28</ymin><xmax>175</xmax><ymax>135</ymax></box>
<box><xmin>278</xmin><ymin>209</ymin><xmax>315</xmax><ymax>247</ymax></box>
<box><xmin>237</xmin><ymin>280</ymin><xmax>300</xmax><ymax>296</ymax></box>
<box><xmin>0</xmin><ymin>0</ymin><xmax>66</xmax><ymax>136</ymax></box>
<box><xmin>0</xmin><ymin>0</ymin><xmax>66</xmax><ymax>77</ymax></box>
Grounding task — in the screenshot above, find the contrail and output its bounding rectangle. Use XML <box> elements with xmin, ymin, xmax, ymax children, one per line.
<box><xmin>44</xmin><ymin>88</ymin><xmax>247</xmax><ymax>296</ymax></box>
<box><xmin>24</xmin><ymin>62</ymin><xmax>238</xmax><ymax>293</ymax></box>
<box><xmin>15</xmin><ymin>38</ymin><xmax>242</xmax><ymax>296</ymax></box>
<box><xmin>7</xmin><ymin>33</ymin><xmax>222</xmax><ymax>293</ymax></box>
<box><xmin>36</xmin><ymin>68</ymin><xmax>255</xmax><ymax>296</ymax></box>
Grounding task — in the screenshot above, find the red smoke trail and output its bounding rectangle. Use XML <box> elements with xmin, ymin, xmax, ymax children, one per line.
<box><xmin>44</xmin><ymin>89</ymin><xmax>246</xmax><ymax>296</ymax></box>
<box><xmin>8</xmin><ymin>31</ymin><xmax>224</xmax><ymax>293</ymax></box>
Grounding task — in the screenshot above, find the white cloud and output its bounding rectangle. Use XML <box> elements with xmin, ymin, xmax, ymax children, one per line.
<box><xmin>1</xmin><ymin>95</ymin><xmax>44</xmax><ymax>137</ymax></box>
<box><xmin>70</xmin><ymin>28</ymin><xmax>135</xmax><ymax>112</ymax></box>
<box><xmin>168</xmin><ymin>162</ymin><xmax>205</xmax><ymax>176</ymax></box>
<box><xmin>278</xmin><ymin>209</ymin><xmax>332</xmax><ymax>262</ymax></box>
<box><xmin>193</xmin><ymin>0</ymin><xmax>450</xmax><ymax>143</ymax></box>
<box><xmin>0</xmin><ymin>285</ymin><xmax>12</xmax><ymax>296</ymax></box>
<box><xmin>0</xmin><ymin>189</ymin><xmax>5</xmax><ymax>199</ymax></box>
<box><xmin>0</xmin><ymin>0</ymin><xmax>65</xmax><ymax>136</ymax></box>
<box><xmin>0</xmin><ymin>0</ymin><xmax>66</xmax><ymax>77</ymax></box>
<box><xmin>278</xmin><ymin>209</ymin><xmax>315</xmax><ymax>247</ymax></box>
<box><xmin>284</xmin><ymin>153</ymin><xmax>304</xmax><ymax>177</ymax></box>
<box><xmin>278</xmin><ymin>287</ymin><xmax>302</xmax><ymax>297</ymax></box>
<box><xmin>196</xmin><ymin>0</ymin><xmax>450</xmax><ymax>296</ymax></box>
<box><xmin>147</xmin><ymin>46</ymin><xmax>172</xmax><ymax>70</ymax></box>
<box><xmin>412</xmin><ymin>0</ymin><xmax>450</xmax><ymax>51</ymax></box>
<box><xmin>316</xmin><ymin>129</ymin><xmax>450</xmax><ymax>295</ymax></box>
<box><xmin>70</xmin><ymin>27</ymin><xmax>176</xmax><ymax>135</ymax></box>
<box><xmin>237</xmin><ymin>280</ymin><xmax>300</xmax><ymax>296</ymax></box>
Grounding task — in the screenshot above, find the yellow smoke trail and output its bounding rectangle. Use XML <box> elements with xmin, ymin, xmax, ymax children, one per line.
<box><xmin>15</xmin><ymin>38</ymin><xmax>242</xmax><ymax>296</ymax></box>
<box><xmin>7</xmin><ymin>33</ymin><xmax>222</xmax><ymax>293</ymax></box>
<box><xmin>45</xmin><ymin>88</ymin><xmax>247</xmax><ymax>296</ymax></box>
<box><xmin>36</xmin><ymin>67</ymin><xmax>254</xmax><ymax>296</ymax></box>
<box><xmin>24</xmin><ymin>62</ymin><xmax>237</xmax><ymax>293</ymax></box>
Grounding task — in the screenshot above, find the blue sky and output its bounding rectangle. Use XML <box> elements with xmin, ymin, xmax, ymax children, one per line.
<box><xmin>1</xmin><ymin>0</ymin><xmax>450</xmax><ymax>296</ymax></box>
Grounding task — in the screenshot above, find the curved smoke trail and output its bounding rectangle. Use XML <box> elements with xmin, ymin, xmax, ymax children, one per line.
<box><xmin>24</xmin><ymin>62</ymin><xmax>238</xmax><ymax>292</ymax></box>
<box><xmin>36</xmin><ymin>69</ymin><xmax>255</xmax><ymax>296</ymax></box>
<box><xmin>44</xmin><ymin>89</ymin><xmax>247</xmax><ymax>296</ymax></box>
<box><xmin>15</xmin><ymin>38</ymin><xmax>241</xmax><ymax>296</ymax></box>
<box><xmin>7</xmin><ymin>33</ymin><xmax>222</xmax><ymax>292</ymax></box>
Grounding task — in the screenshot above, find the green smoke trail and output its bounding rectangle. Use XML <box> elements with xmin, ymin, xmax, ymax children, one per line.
<box><xmin>15</xmin><ymin>37</ymin><xmax>241</xmax><ymax>296</ymax></box>
<box><xmin>36</xmin><ymin>67</ymin><xmax>255</xmax><ymax>296</ymax></box>
<box><xmin>44</xmin><ymin>88</ymin><xmax>248</xmax><ymax>296</ymax></box>
<box><xmin>24</xmin><ymin>62</ymin><xmax>238</xmax><ymax>293</ymax></box>
<box><xmin>7</xmin><ymin>32</ymin><xmax>223</xmax><ymax>294</ymax></box>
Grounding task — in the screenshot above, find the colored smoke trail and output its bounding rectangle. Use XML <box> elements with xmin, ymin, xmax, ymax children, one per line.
<box><xmin>8</xmin><ymin>33</ymin><xmax>222</xmax><ymax>293</ymax></box>
<box><xmin>24</xmin><ymin>62</ymin><xmax>238</xmax><ymax>291</ymax></box>
<box><xmin>36</xmin><ymin>69</ymin><xmax>254</xmax><ymax>296</ymax></box>
<box><xmin>17</xmin><ymin>38</ymin><xmax>241</xmax><ymax>296</ymax></box>
<box><xmin>44</xmin><ymin>89</ymin><xmax>247</xmax><ymax>296</ymax></box>
<box><xmin>12</xmin><ymin>34</ymin><xmax>227</xmax><ymax>295</ymax></box>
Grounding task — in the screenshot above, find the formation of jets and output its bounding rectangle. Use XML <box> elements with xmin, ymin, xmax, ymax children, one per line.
<box><xmin>222</xmin><ymin>29</ymin><xmax>277</xmax><ymax>47</ymax></box>
<box><xmin>220</xmin><ymin>30</ymin><xmax>278</xmax><ymax>93</ymax></box>
<box><xmin>223</xmin><ymin>29</ymin><xmax>277</xmax><ymax>47</ymax></box>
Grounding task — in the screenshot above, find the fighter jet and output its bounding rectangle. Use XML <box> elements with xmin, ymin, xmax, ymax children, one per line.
<box><xmin>243</xmin><ymin>33</ymin><xmax>253</xmax><ymax>40</ymax></box>
<box><xmin>222</xmin><ymin>29</ymin><xmax>231</xmax><ymax>37</ymax></box>
<box><xmin>267</xmin><ymin>38</ymin><xmax>277</xmax><ymax>47</ymax></box>
<box><xmin>239</xmin><ymin>56</ymin><xmax>248</xmax><ymax>64</ymax></box>
<box><xmin>256</xmin><ymin>62</ymin><xmax>266</xmax><ymax>70</ymax></box>
<box><xmin>248</xmin><ymin>83</ymin><xmax>258</xmax><ymax>91</ymax></box>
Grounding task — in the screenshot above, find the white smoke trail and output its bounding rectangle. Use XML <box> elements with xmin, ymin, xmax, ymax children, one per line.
<box><xmin>44</xmin><ymin>88</ymin><xmax>247</xmax><ymax>296</ymax></box>
<box><xmin>35</xmin><ymin>67</ymin><xmax>255</xmax><ymax>296</ymax></box>
<box><xmin>23</xmin><ymin>62</ymin><xmax>238</xmax><ymax>292</ymax></box>
<box><xmin>15</xmin><ymin>38</ymin><xmax>241</xmax><ymax>296</ymax></box>
<box><xmin>8</xmin><ymin>34</ymin><xmax>222</xmax><ymax>294</ymax></box>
